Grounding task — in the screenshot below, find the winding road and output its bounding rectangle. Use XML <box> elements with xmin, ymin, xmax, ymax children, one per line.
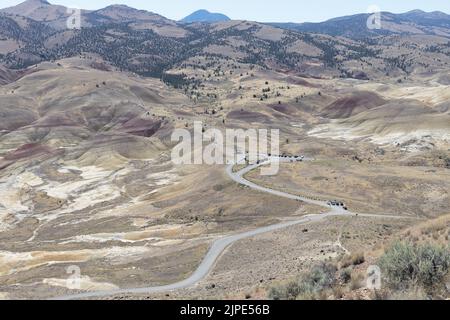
<box><xmin>53</xmin><ymin>155</ymin><xmax>410</xmax><ymax>300</ymax></box>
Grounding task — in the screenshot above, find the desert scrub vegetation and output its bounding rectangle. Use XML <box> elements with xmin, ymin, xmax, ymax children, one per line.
<box><xmin>340</xmin><ymin>252</ymin><xmax>365</xmax><ymax>268</ymax></box>
<box><xmin>268</xmin><ymin>215</ymin><xmax>450</xmax><ymax>300</ymax></box>
<box><xmin>339</xmin><ymin>268</ymin><xmax>352</xmax><ymax>284</ymax></box>
<box><xmin>268</xmin><ymin>263</ymin><xmax>337</xmax><ymax>300</ymax></box>
<box><xmin>378</xmin><ymin>241</ymin><xmax>450</xmax><ymax>295</ymax></box>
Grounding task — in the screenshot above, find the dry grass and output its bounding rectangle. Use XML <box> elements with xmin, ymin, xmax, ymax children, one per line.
<box><xmin>340</xmin><ymin>252</ymin><xmax>365</xmax><ymax>269</ymax></box>
<box><xmin>401</xmin><ymin>213</ymin><xmax>450</xmax><ymax>246</ymax></box>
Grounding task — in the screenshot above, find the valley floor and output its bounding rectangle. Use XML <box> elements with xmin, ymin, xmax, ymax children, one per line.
<box><xmin>0</xmin><ymin>59</ymin><xmax>449</xmax><ymax>300</ymax></box>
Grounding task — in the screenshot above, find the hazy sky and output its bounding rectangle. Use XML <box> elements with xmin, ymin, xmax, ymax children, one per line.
<box><xmin>2</xmin><ymin>0</ymin><xmax>450</xmax><ymax>22</ymax></box>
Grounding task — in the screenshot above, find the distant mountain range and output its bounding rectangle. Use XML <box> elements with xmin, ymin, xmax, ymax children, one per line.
<box><xmin>180</xmin><ymin>10</ymin><xmax>230</xmax><ymax>23</ymax></box>
<box><xmin>271</xmin><ymin>9</ymin><xmax>450</xmax><ymax>38</ymax></box>
<box><xmin>2</xmin><ymin>1</ymin><xmax>450</xmax><ymax>38</ymax></box>
<box><xmin>2</xmin><ymin>1</ymin><xmax>450</xmax><ymax>79</ymax></box>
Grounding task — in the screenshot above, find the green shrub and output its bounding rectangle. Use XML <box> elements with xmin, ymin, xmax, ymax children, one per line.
<box><xmin>268</xmin><ymin>282</ymin><xmax>298</xmax><ymax>300</ymax></box>
<box><xmin>378</xmin><ymin>241</ymin><xmax>450</xmax><ymax>293</ymax></box>
<box><xmin>306</xmin><ymin>263</ymin><xmax>337</xmax><ymax>290</ymax></box>
<box><xmin>268</xmin><ymin>263</ymin><xmax>337</xmax><ymax>300</ymax></box>
<box><xmin>340</xmin><ymin>268</ymin><xmax>352</xmax><ymax>283</ymax></box>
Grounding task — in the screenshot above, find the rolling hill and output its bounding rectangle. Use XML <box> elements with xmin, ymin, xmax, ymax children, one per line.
<box><xmin>271</xmin><ymin>10</ymin><xmax>450</xmax><ymax>39</ymax></box>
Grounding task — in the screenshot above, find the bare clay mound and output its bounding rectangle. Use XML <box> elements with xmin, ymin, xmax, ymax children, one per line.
<box><xmin>227</xmin><ymin>109</ymin><xmax>271</xmax><ymax>123</ymax></box>
<box><xmin>269</xmin><ymin>103</ymin><xmax>299</xmax><ymax>116</ymax></box>
<box><xmin>3</xmin><ymin>143</ymin><xmax>54</xmax><ymax>161</ymax></box>
<box><xmin>309</xmin><ymin>97</ymin><xmax>450</xmax><ymax>151</ymax></box>
<box><xmin>119</xmin><ymin>117</ymin><xmax>163</xmax><ymax>138</ymax></box>
<box><xmin>0</xmin><ymin>105</ymin><xmax>37</xmax><ymax>131</ymax></box>
<box><xmin>0</xmin><ymin>143</ymin><xmax>59</xmax><ymax>170</ymax></box>
<box><xmin>0</xmin><ymin>66</ymin><xmax>17</xmax><ymax>85</ymax></box>
<box><xmin>321</xmin><ymin>91</ymin><xmax>386</xmax><ymax>119</ymax></box>
<box><xmin>0</xmin><ymin>66</ymin><xmax>36</xmax><ymax>85</ymax></box>
<box><xmin>342</xmin><ymin>100</ymin><xmax>442</xmax><ymax>131</ymax></box>
<box><xmin>129</xmin><ymin>85</ymin><xmax>163</xmax><ymax>104</ymax></box>
<box><xmin>285</xmin><ymin>76</ymin><xmax>317</xmax><ymax>88</ymax></box>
